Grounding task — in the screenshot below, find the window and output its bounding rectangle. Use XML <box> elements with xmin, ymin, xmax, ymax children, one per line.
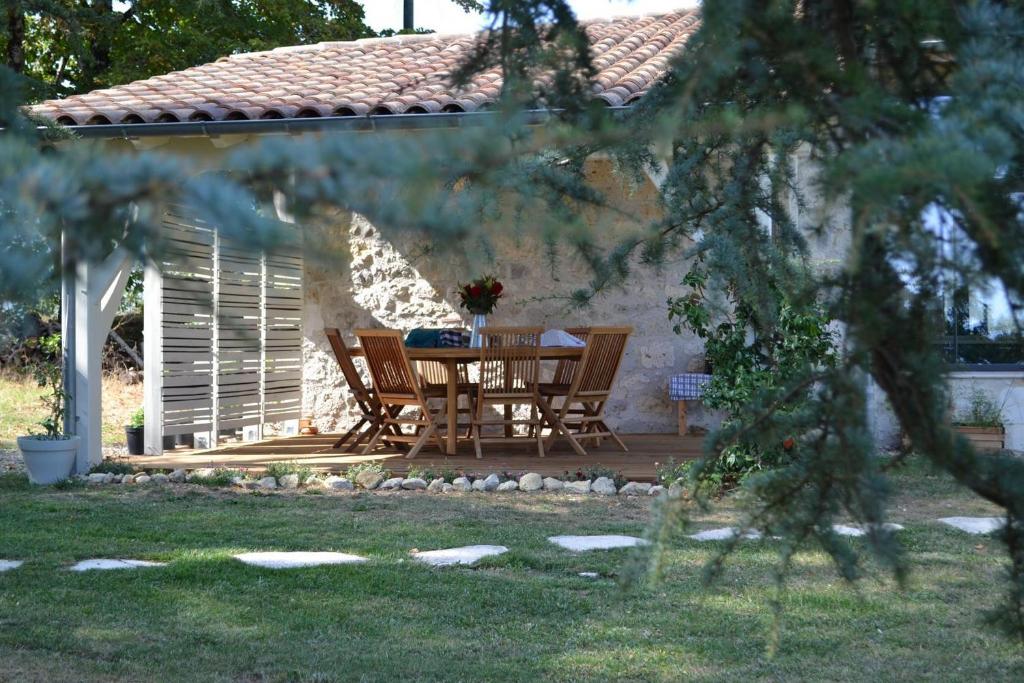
<box><xmin>930</xmin><ymin>207</ymin><xmax>1024</xmax><ymax>369</ymax></box>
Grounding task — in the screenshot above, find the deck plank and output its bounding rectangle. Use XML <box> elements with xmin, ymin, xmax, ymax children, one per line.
<box><xmin>126</xmin><ymin>433</ymin><xmax>702</xmax><ymax>481</ymax></box>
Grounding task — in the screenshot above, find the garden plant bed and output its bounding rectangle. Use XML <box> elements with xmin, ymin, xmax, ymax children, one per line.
<box><xmin>0</xmin><ymin>457</ymin><xmax>1020</xmax><ymax>681</ymax></box>
<box><xmin>953</xmin><ymin>425</ymin><xmax>1005</xmax><ymax>452</ymax></box>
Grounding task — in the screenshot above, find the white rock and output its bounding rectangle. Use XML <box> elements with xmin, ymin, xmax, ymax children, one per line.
<box><xmin>278</xmin><ymin>473</ymin><xmax>300</xmax><ymax>489</ymax></box>
<box><xmin>592</xmin><ymin>477</ymin><xmax>617</xmax><ymax>495</ymax></box>
<box><xmin>441</xmin><ymin>483</ymin><xmax>454</xmax><ymax>493</ymax></box>
<box><xmin>548</xmin><ymin>535</ymin><xmax>649</xmax><ymax>551</ymax></box>
<box><xmin>618</xmin><ymin>482</ymin><xmax>652</xmax><ymax>496</ymax></box>
<box><xmin>688</xmin><ymin>527</ymin><xmax>762</xmax><ymax>542</ymax></box>
<box><xmin>472</xmin><ymin>479</ymin><xmax>486</xmax><ymax>491</ymax></box>
<box><xmin>168</xmin><ymin>469</ymin><xmax>187</xmax><ymax>483</ymax></box>
<box><xmin>452</xmin><ymin>477</ymin><xmax>472</xmax><ymax>492</ymax></box>
<box><xmin>87</xmin><ymin>473</ymin><xmax>107</xmax><ymax>484</ymax></box>
<box><xmin>103</xmin><ymin>472</ymin><xmax>115</xmax><ymax>484</ymax></box>
<box><xmin>542</xmin><ymin>477</ymin><xmax>564</xmax><ymax>491</ymax></box>
<box><xmin>192</xmin><ymin>468</ymin><xmax>216</xmax><ymax>479</ymax></box>
<box><xmin>109</xmin><ymin>473</ymin><xmax>120</xmax><ymax>483</ymax></box>
<box><xmin>0</xmin><ymin>560</ymin><xmax>24</xmax><ymax>572</ymax></box>
<box><xmin>133</xmin><ymin>475</ymin><xmax>152</xmax><ymax>485</ymax></box>
<box><xmin>329</xmin><ymin>475</ymin><xmax>358</xmax><ymax>491</ymax></box>
<box><xmin>257</xmin><ymin>476</ymin><xmax>277</xmax><ymax>490</ymax></box>
<box><xmin>578</xmin><ymin>571</ymin><xmax>600</xmax><ymax>579</ymax></box>
<box><xmin>648</xmin><ymin>485</ymin><xmax>665</xmax><ymax>496</ymax></box>
<box><xmin>121</xmin><ymin>474</ymin><xmax>134</xmax><ymax>484</ymax></box>
<box><xmin>304</xmin><ymin>476</ymin><xmax>323</xmax><ymax>488</ymax></box>
<box><xmin>427</xmin><ymin>478</ymin><xmax>445</xmax><ymax>493</ymax></box>
<box><xmin>482</xmin><ymin>473</ymin><xmax>500</xmax><ymax>491</ymax></box>
<box><xmin>938</xmin><ymin>516</ymin><xmax>1005</xmax><ymax>535</ymax></box>
<box><xmin>355</xmin><ymin>470</ymin><xmax>384</xmax><ymax>490</ymax></box>
<box><xmin>412</xmin><ymin>545</ymin><xmax>509</xmax><ymax>567</ymax></box>
<box><xmin>832</xmin><ymin>524</ymin><xmax>865</xmax><ymax>537</ymax></box>
<box><xmin>563</xmin><ymin>480</ymin><xmax>591</xmax><ymax>494</ymax></box>
<box><xmin>402</xmin><ymin>478</ymin><xmax>428</xmax><ymax>490</ymax></box>
<box><xmin>151</xmin><ymin>473</ymin><xmax>169</xmax><ymax>485</ymax></box>
<box><xmin>668</xmin><ymin>481</ymin><xmax>684</xmax><ymax>498</ymax></box>
<box><xmin>234</xmin><ymin>551</ymin><xmax>367</xmax><ymax>569</ymax></box>
<box><xmin>519</xmin><ymin>473</ymin><xmax>543</xmax><ymax>491</ymax></box>
<box><xmin>380</xmin><ymin>477</ymin><xmax>404</xmax><ymax>490</ymax></box>
<box><xmin>69</xmin><ymin>559</ymin><xmax>166</xmax><ymax>572</ymax></box>
<box><xmin>497</xmin><ymin>480</ymin><xmax>518</xmax><ymax>492</ymax></box>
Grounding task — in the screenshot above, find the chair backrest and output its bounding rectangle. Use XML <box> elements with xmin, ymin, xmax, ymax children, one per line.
<box><xmin>478</xmin><ymin>327</ymin><xmax>542</xmax><ymax>397</ymax></box>
<box><xmin>417</xmin><ymin>360</ymin><xmax>469</xmax><ymax>386</ymax></box>
<box><xmin>567</xmin><ymin>326</ymin><xmax>632</xmax><ymax>400</ymax></box>
<box><xmin>355</xmin><ymin>329</ymin><xmax>425</xmax><ymax>404</ymax></box>
<box><xmin>324</xmin><ymin>328</ymin><xmax>373</xmax><ymax>403</ymax></box>
<box><xmin>551</xmin><ymin>326</ymin><xmax>591</xmax><ymax>385</ymax></box>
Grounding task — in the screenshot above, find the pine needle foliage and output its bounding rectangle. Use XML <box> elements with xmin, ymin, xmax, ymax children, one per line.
<box><xmin>3</xmin><ymin>0</ymin><xmax>1024</xmax><ymax>647</ymax></box>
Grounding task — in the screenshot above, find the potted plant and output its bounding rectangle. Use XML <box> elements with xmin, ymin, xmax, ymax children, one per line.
<box><xmin>951</xmin><ymin>388</ymin><xmax>1005</xmax><ymax>452</ymax></box>
<box><xmin>458</xmin><ymin>275</ymin><xmax>504</xmax><ymax>347</ymax></box>
<box><xmin>125</xmin><ymin>408</ymin><xmax>145</xmax><ymax>455</ymax></box>
<box><xmin>17</xmin><ymin>336</ymin><xmax>80</xmax><ymax>485</ymax></box>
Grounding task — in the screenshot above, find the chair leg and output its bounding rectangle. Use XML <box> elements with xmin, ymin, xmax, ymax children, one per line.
<box><xmin>362</xmin><ymin>424</ymin><xmax>388</xmax><ymax>455</ymax></box>
<box><xmin>347</xmin><ymin>420</ymin><xmax>381</xmax><ymax>452</ymax></box>
<box><xmin>333</xmin><ymin>416</ymin><xmax>371</xmax><ymax>449</ymax></box>
<box><xmin>430</xmin><ymin>401</ymin><xmax>448</xmax><ymax>452</ymax></box>
<box><xmin>600</xmin><ymin>421</ymin><xmax>628</xmax><ymax>452</ymax></box>
<box><xmin>406</xmin><ymin>422</ymin><xmax>436</xmax><ymax>459</ymax></box>
<box><xmin>538</xmin><ymin>400</ymin><xmax>587</xmax><ymax>457</ymax></box>
<box><xmin>473</xmin><ymin>424</ymin><xmax>483</xmax><ymax>459</ymax></box>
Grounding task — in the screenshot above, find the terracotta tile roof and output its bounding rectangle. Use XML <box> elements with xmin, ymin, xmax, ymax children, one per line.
<box><xmin>30</xmin><ymin>10</ymin><xmax>699</xmax><ymax>127</ymax></box>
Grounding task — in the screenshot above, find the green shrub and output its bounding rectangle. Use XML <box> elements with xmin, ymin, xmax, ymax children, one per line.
<box><xmin>655</xmin><ymin>458</ymin><xmax>693</xmax><ymax>486</ymax></box>
<box><xmin>190</xmin><ymin>468</ymin><xmax>243</xmax><ymax>487</ymax></box>
<box><xmin>88</xmin><ymin>459</ymin><xmax>135</xmax><ymax>475</ymax></box>
<box><xmin>345</xmin><ymin>461</ymin><xmax>389</xmax><ymax>481</ymax></box>
<box><xmin>953</xmin><ymin>388</ymin><xmax>1004</xmax><ymax>428</ymax></box>
<box><xmin>265</xmin><ymin>461</ymin><xmax>312</xmax><ymax>482</ymax></box>
<box><xmin>128</xmin><ymin>408</ymin><xmax>144</xmax><ymax>428</ymax></box>
<box><xmin>583</xmin><ymin>464</ymin><xmax>627</xmax><ymax>488</ymax></box>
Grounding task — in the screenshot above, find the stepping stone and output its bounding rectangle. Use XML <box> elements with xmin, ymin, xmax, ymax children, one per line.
<box><xmin>938</xmin><ymin>517</ymin><xmax>1005</xmax><ymax>535</ymax></box>
<box><xmin>0</xmin><ymin>560</ymin><xmax>24</xmax><ymax>572</ymax></box>
<box><xmin>687</xmin><ymin>527</ymin><xmax>762</xmax><ymax>542</ymax></box>
<box><xmin>69</xmin><ymin>559</ymin><xmax>167</xmax><ymax>572</ymax></box>
<box><xmin>548</xmin><ymin>535</ymin><xmax>650</xmax><ymax>551</ymax></box>
<box><xmin>832</xmin><ymin>523</ymin><xmax>905</xmax><ymax>537</ymax></box>
<box><xmin>412</xmin><ymin>545</ymin><xmax>509</xmax><ymax>567</ymax></box>
<box><xmin>233</xmin><ymin>552</ymin><xmax>367</xmax><ymax>569</ymax></box>
<box><xmin>578</xmin><ymin>571</ymin><xmax>600</xmax><ymax>579</ymax></box>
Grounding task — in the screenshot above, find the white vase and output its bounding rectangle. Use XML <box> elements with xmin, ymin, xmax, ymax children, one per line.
<box><xmin>469</xmin><ymin>313</ymin><xmax>487</xmax><ymax>348</ymax></box>
<box><xmin>18</xmin><ymin>435</ymin><xmax>79</xmax><ymax>485</ymax></box>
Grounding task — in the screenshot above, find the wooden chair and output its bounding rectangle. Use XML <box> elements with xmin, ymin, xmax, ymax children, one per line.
<box><xmin>549</xmin><ymin>327</ymin><xmax>591</xmax><ymax>389</ymax></box>
<box><xmin>416</xmin><ymin>360</ymin><xmax>474</xmax><ymax>438</ymax></box>
<box><xmin>356</xmin><ymin>329</ymin><xmax>448</xmax><ymax>458</ymax></box>
<box><xmin>538</xmin><ymin>326</ymin><xmax>633</xmax><ymax>456</ymax></box>
<box><xmin>324</xmin><ymin>328</ymin><xmax>398</xmax><ymax>452</ymax></box>
<box><xmin>471</xmin><ymin>327</ymin><xmax>545</xmax><ymax>459</ymax></box>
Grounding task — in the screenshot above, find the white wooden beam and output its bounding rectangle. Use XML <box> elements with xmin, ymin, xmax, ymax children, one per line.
<box><xmin>72</xmin><ymin>247</ymin><xmax>134</xmax><ymax>472</ymax></box>
<box><xmin>143</xmin><ymin>260</ymin><xmax>163</xmax><ymax>455</ymax></box>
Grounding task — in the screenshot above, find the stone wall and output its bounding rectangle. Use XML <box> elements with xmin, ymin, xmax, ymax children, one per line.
<box><xmin>301</xmin><ymin>159</ymin><xmax>716</xmax><ymax>435</ymax></box>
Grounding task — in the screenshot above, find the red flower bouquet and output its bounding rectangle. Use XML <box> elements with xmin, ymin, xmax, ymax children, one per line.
<box><xmin>458</xmin><ymin>275</ymin><xmax>504</xmax><ymax>315</ymax></box>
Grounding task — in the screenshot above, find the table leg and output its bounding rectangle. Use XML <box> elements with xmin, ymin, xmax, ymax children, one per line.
<box><xmin>446</xmin><ymin>359</ymin><xmax>458</xmax><ymax>455</ymax></box>
<box><xmin>677</xmin><ymin>400</ymin><xmax>687</xmax><ymax>436</ymax></box>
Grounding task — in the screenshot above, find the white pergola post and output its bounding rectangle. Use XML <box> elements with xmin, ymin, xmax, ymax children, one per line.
<box><xmin>70</xmin><ymin>247</ymin><xmax>134</xmax><ymax>472</ymax></box>
<box><xmin>143</xmin><ymin>260</ymin><xmax>164</xmax><ymax>455</ymax></box>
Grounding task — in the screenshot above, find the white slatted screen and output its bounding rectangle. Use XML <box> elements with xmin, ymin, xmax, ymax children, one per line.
<box><xmin>156</xmin><ymin>211</ymin><xmax>303</xmax><ymax>442</ymax></box>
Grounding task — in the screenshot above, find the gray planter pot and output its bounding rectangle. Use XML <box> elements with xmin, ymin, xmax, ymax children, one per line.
<box><xmin>17</xmin><ymin>435</ymin><xmax>80</xmax><ymax>485</ymax></box>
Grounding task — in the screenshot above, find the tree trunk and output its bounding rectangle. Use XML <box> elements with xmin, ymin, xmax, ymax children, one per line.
<box><xmin>5</xmin><ymin>2</ymin><xmax>25</xmax><ymax>73</ymax></box>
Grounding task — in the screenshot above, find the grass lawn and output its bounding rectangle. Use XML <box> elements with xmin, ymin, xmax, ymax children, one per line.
<box><xmin>0</xmin><ymin>458</ymin><xmax>1020</xmax><ymax>682</ymax></box>
<box><xmin>0</xmin><ymin>372</ymin><xmax>141</xmax><ymax>452</ymax></box>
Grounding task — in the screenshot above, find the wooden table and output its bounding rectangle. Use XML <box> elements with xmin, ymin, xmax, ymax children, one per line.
<box><xmin>350</xmin><ymin>346</ymin><xmax>584</xmax><ymax>455</ymax></box>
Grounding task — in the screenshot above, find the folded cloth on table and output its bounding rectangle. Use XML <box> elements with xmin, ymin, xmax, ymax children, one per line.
<box><xmin>439</xmin><ymin>329</ymin><xmax>470</xmax><ymax>348</ymax></box>
<box><xmin>405</xmin><ymin>328</ymin><xmax>442</xmax><ymax>348</ymax></box>
<box><xmin>541</xmin><ymin>329</ymin><xmax>587</xmax><ymax>347</ymax></box>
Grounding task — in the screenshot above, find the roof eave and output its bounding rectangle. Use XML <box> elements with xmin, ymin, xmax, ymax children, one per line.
<box><xmin>37</xmin><ymin>108</ymin><xmax>627</xmax><ymax>140</ymax></box>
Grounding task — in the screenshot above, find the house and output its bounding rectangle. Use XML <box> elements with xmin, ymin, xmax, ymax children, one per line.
<box><xmin>28</xmin><ymin>8</ymin><xmax>1021</xmax><ymax>472</ymax></box>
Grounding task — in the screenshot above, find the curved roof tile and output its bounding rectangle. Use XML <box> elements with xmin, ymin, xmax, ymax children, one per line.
<box><xmin>30</xmin><ymin>9</ymin><xmax>699</xmax><ymax>127</ymax></box>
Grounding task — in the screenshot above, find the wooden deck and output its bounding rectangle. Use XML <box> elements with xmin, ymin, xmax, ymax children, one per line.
<box><xmin>126</xmin><ymin>433</ymin><xmax>702</xmax><ymax>481</ymax></box>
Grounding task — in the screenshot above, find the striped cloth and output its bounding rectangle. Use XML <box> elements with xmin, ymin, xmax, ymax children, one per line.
<box><xmin>669</xmin><ymin>373</ymin><xmax>712</xmax><ymax>400</ymax></box>
<box><xmin>439</xmin><ymin>329</ymin><xmax>470</xmax><ymax>348</ymax></box>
